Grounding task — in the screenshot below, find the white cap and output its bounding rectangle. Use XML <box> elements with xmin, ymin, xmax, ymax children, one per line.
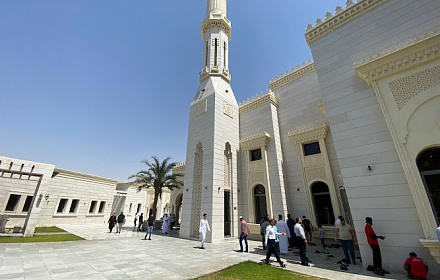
<box><xmin>239</xmin><ymin>216</ymin><xmax>243</xmax><ymax>219</ymax></box>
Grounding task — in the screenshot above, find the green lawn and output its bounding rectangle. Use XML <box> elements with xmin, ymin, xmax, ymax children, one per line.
<box><xmin>34</xmin><ymin>226</ymin><xmax>66</xmax><ymax>233</ymax></box>
<box><xmin>0</xmin><ymin>234</ymin><xmax>84</xmax><ymax>243</ymax></box>
<box><xmin>194</xmin><ymin>261</ymin><xmax>324</xmax><ymax>280</ymax></box>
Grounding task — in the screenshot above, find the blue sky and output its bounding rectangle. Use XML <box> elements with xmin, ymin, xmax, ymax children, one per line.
<box><xmin>0</xmin><ymin>0</ymin><xmax>346</xmax><ymax>181</ymax></box>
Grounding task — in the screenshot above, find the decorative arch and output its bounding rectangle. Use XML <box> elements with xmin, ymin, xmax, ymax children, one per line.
<box><xmin>417</xmin><ymin>147</ymin><xmax>440</xmax><ymax>226</ymax></box>
<box><xmin>174</xmin><ymin>193</ymin><xmax>183</xmax><ymax>224</ymax></box>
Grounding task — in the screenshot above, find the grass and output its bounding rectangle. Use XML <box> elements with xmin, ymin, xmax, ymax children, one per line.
<box><xmin>34</xmin><ymin>226</ymin><xmax>66</xmax><ymax>233</ymax></box>
<box><xmin>0</xmin><ymin>234</ymin><xmax>84</xmax><ymax>243</ymax></box>
<box><xmin>194</xmin><ymin>261</ymin><xmax>324</xmax><ymax>280</ymax></box>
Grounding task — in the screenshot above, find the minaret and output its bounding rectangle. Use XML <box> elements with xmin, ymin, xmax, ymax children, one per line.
<box><xmin>180</xmin><ymin>0</ymin><xmax>239</xmax><ymax>243</ymax></box>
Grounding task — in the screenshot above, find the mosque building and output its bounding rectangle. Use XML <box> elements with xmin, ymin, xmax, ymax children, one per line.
<box><xmin>171</xmin><ymin>0</ymin><xmax>440</xmax><ymax>274</ymax></box>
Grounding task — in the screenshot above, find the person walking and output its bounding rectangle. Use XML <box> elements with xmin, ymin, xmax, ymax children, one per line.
<box><xmin>273</xmin><ymin>218</ymin><xmax>280</xmax><ymax>252</ymax></box>
<box><xmin>294</xmin><ymin>217</ymin><xmax>309</xmax><ymax>266</ymax></box>
<box><xmin>144</xmin><ymin>214</ymin><xmax>155</xmax><ymax>240</ymax></box>
<box><xmin>108</xmin><ymin>213</ymin><xmax>116</xmax><ymax>233</ymax></box>
<box><xmin>264</xmin><ymin>219</ymin><xmax>287</xmax><ymax>268</ymax></box>
<box><xmin>138</xmin><ymin>213</ymin><xmax>144</xmax><ymax>231</ymax></box>
<box><xmin>116</xmin><ymin>212</ymin><xmax>125</xmax><ymax>234</ymax></box>
<box><xmin>318</xmin><ymin>225</ymin><xmax>328</xmax><ymax>249</ymax></box>
<box><xmin>199</xmin><ymin>213</ymin><xmax>211</xmax><ymax>249</ymax></box>
<box><xmin>134</xmin><ymin>213</ymin><xmax>138</xmax><ymax>227</ymax></box>
<box><xmin>239</xmin><ymin>216</ymin><xmax>248</xmax><ymax>252</ymax></box>
<box><xmin>302</xmin><ymin>216</ymin><xmax>313</xmax><ymax>243</ymax></box>
<box><xmin>403</xmin><ymin>252</ymin><xmax>428</xmax><ymax>280</ymax></box>
<box><xmin>162</xmin><ymin>213</ymin><xmax>169</xmax><ymax>234</ymax></box>
<box><xmin>365</xmin><ymin>217</ymin><xmax>389</xmax><ymax>276</ymax></box>
<box><xmin>334</xmin><ymin>217</ymin><xmax>357</xmax><ymax>264</ymax></box>
<box><xmin>277</xmin><ymin>215</ymin><xmax>290</xmax><ymax>255</ymax></box>
<box><xmin>287</xmin><ymin>214</ymin><xmax>296</xmax><ymax>248</ymax></box>
<box><xmin>260</xmin><ymin>217</ymin><xmax>270</xmax><ymax>249</ymax></box>
<box><xmin>170</xmin><ymin>214</ymin><xmax>175</xmax><ymax>230</ymax></box>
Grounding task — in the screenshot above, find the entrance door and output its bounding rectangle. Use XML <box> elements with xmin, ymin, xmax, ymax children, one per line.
<box><xmin>224</xmin><ymin>190</ymin><xmax>231</xmax><ymax>236</ymax></box>
<box><xmin>417</xmin><ymin>148</ymin><xmax>440</xmax><ymax>226</ymax></box>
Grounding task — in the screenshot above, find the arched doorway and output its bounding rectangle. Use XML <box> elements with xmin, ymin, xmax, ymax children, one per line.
<box><xmin>254</xmin><ymin>185</ymin><xmax>267</xmax><ymax>223</ymax></box>
<box><xmin>417</xmin><ymin>147</ymin><xmax>440</xmax><ymax>226</ymax></box>
<box><xmin>311</xmin><ymin>182</ymin><xmax>334</xmax><ymax>225</ymax></box>
<box><xmin>174</xmin><ymin>193</ymin><xmax>183</xmax><ymax>224</ymax></box>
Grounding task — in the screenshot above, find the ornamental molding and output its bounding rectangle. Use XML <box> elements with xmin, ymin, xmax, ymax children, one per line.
<box><xmin>240</xmin><ymin>132</ymin><xmax>270</xmax><ymax>150</ymax></box>
<box><xmin>239</xmin><ymin>90</ymin><xmax>278</xmax><ymax>115</ymax></box>
<box><xmin>196</xmin><ymin>99</ymin><xmax>207</xmax><ymax>117</ymax></box>
<box><xmin>305</xmin><ymin>0</ymin><xmax>390</xmax><ymax>44</ymax></box>
<box><xmin>54</xmin><ymin>168</ymin><xmax>118</xmax><ymax>185</ymax></box>
<box><xmin>419</xmin><ymin>239</ymin><xmax>440</xmax><ymax>264</ymax></box>
<box><xmin>269</xmin><ymin>60</ymin><xmax>315</xmax><ymax>91</ymax></box>
<box><xmin>223</xmin><ymin>101</ymin><xmax>233</xmax><ymax>118</ymax></box>
<box><xmin>201</xmin><ymin>18</ymin><xmax>231</xmax><ymax>41</ymax></box>
<box><xmin>288</xmin><ymin>123</ymin><xmax>328</xmax><ymax>144</ymax></box>
<box><xmin>354</xmin><ymin>30</ymin><xmax>440</xmax><ymax>85</ymax></box>
<box><xmin>389</xmin><ymin>66</ymin><xmax>440</xmax><ymax>110</ymax></box>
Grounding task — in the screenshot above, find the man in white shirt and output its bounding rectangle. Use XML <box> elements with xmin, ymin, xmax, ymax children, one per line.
<box><xmin>199</xmin><ymin>213</ymin><xmax>211</xmax><ymax>249</ymax></box>
<box><xmin>264</xmin><ymin>219</ymin><xmax>287</xmax><ymax>268</ymax></box>
<box><xmin>334</xmin><ymin>217</ymin><xmax>357</xmax><ymax>264</ymax></box>
<box><xmin>294</xmin><ymin>217</ymin><xmax>309</xmax><ymax>266</ymax></box>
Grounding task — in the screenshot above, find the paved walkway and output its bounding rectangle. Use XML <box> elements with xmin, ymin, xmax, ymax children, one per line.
<box><xmin>0</xmin><ymin>224</ymin><xmax>409</xmax><ymax>280</ymax></box>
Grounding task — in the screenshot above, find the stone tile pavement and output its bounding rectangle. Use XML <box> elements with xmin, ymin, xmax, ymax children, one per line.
<box><xmin>0</xmin><ymin>223</ymin><xmax>409</xmax><ymax>280</ymax></box>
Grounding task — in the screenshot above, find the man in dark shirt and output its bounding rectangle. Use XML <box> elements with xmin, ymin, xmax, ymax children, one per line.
<box><xmin>287</xmin><ymin>214</ymin><xmax>296</xmax><ymax>248</ymax></box>
<box><xmin>137</xmin><ymin>213</ymin><xmax>144</xmax><ymax>231</ymax></box>
<box><xmin>144</xmin><ymin>214</ymin><xmax>155</xmax><ymax>240</ymax></box>
<box><xmin>302</xmin><ymin>216</ymin><xmax>313</xmax><ymax>243</ymax></box>
<box><xmin>260</xmin><ymin>217</ymin><xmax>270</xmax><ymax>249</ymax></box>
<box><xmin>116</xmin><ymin>212</ymin><xmax>125</xmax><ymax>234</ymax></box>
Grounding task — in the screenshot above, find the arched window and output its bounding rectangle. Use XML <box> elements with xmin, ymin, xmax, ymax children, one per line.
<box><xmin>254</xmin><ymin>185</ymin><xmax>267</xmax><ymax>223</ymax></box>
<box><xmin>312</xmin><ymin>182</ymin><xmax>334</xmax><ymax>225</ymax></box>
<box><xmin>417</xmin><ymin>147</ymin><xmax>440</xmax><ymax>226</ymax></box>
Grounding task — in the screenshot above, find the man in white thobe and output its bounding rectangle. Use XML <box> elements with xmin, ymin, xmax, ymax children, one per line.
<box><xmin>277</xmin><ymin>215</ymin><xmax>290</xmax><ymax>254</ymax></box>
<box><xmin>162</xmin><ymin>213</ymin><xmax>169</xmax><ymax>234</ymax></box>
<box><xmin>199</xmin><ymin>213</ymin><xmax>211</xmax><ymax>249</ymax></box>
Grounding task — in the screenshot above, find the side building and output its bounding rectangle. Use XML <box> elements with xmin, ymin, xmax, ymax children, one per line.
<box><xmin>0</xmin><ymin>155</ymin><xmax>170</xmax><ymax>235</ymax></box>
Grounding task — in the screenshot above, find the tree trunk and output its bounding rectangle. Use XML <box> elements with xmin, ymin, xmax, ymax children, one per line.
<box><xmin>152</xmin><ymin>189</ymin><xmax>161</xmax><ymax>219</ymax></box>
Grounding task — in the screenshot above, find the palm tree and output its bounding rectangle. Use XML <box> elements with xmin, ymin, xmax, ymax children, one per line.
<box><xmin>128</xmin><ymin>156</ymin><xmax>182</xmax><ymax>219</ymax></box>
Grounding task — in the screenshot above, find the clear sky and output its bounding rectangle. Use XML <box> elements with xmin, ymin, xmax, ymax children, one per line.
<box><xmin>1</xmin><ymin>0</ymin><xmax>347</xmax><ymax>181</ymax></box>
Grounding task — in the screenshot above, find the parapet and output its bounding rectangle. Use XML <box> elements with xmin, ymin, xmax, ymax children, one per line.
<box><xmin>239</xmin><ymin>90</ymin><xmax>278</xmax><ymax>115</ymax></box>
<box><xmin>269</xmin><ymin>59</ymin><xmax>315</xmax><ymax>91</ymax></box>
<box><xmin>305</xmin><ymin>0</ymin><xmax>390</xmax><ymax>44</ymax></box>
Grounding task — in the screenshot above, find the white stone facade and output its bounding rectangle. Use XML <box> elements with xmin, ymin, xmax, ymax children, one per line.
<box><xmin>176</xmin><ymin>0</ymin><xmax>440</xmax><ymax>275</ymax></box>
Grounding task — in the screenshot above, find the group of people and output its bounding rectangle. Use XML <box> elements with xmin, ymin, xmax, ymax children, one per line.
<box><xmin>107</xmin><ymin>212</ymin><xmax>126</xmax><ymax>233</ymax></box>
<box><xmin>108</xmin><ymin>212</ymin><xmax>430</xmax><ymax>279</ymax></box>
<box><xmin>108</xmin><ymin>212</ymin><xmax>176</xmax><ymax>238</ymax></box>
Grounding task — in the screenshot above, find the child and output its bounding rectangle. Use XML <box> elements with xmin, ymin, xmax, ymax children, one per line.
<box><xmin>318</xmin><ymin>225</ymin><xmax>328</xmax><ymax>249</ymax></box>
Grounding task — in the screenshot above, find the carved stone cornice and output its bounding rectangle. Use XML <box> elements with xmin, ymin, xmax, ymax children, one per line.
<box><xmin>269</xmin><ymin>60</ymin><xmax>315</xmax><ymax>91</ymax></box>
<box><xmin>305</xmin><ymin>0</ymin><xmax>390</xmax><ymax>44</ymax></box>
<box><xmin>172</xmin><ymin>162</ymin><xmax>186</xmax><ymax>174</ymax></box>
<box><xmin>201</xmin><ymin>18</ymin><xmax>231</xmax><ymax>41</ymax></box>
<box><xmin>354</xmin><ymin>30</ymin><xmax>440</xmax><ymax>85</ymax></box>
<box><xmin>240</xmin><ymin>132</ymin><xmax>270</xmax><ymax>150</ymax></box>
<box><xmin>200</xmin><ymin>67</ymin><xmax>231</xmax><ymax>83</ymax></box>
<box><xmin>54</xmin><ymin>168</ymin><xmax>118</xmax><ymax>185</ymax></box>
<box><xmin>239</xmin><ymin>91</ymin><xmax>278</xmax><ymax>115</ymax></box>
<box><xmin>288</xmin><ymin>123</ymin><xmax>328</xmax><ymax>144</ymax></box>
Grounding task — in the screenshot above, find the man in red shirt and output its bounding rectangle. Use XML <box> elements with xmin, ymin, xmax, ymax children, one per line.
<box><xmin>365</xmin><ymin>217</ymin><xmax>389</xmax><ymax>276</ymax></box>
<box><xmin>404</xmin><ymin>252</ymin><xmax>428</xmax><ymax>280</ymax></box>
<box><xmin>239</xmin><ymin>216</ymin><xmax>248</xmax><ymax>252</ymax></box>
